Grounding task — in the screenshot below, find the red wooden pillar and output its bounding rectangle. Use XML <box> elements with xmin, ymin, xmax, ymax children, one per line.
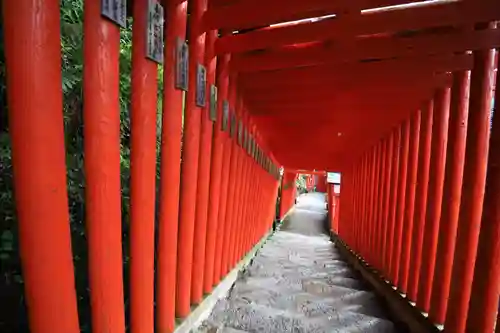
<box><xmin>398</xmin><ymin>110</ymin><xmax>421</xmax><ymax>292</ymax></box>
<box><xmin>361</xmin><ymin>153</ymin><xmax>369</xmax><ymax>257</ymax></box>
<box><xmin>465</xmin><ymin>61</ymin><xmax>500</xmax><ymax>333</ymax></box>
<box><xmin>130</xmin><ymin>1</ymin><xmax>158</xmax><ymax>331</ymax></box>
<box><xmin>237</xmin><ymin>122</ymin><xmax>255</xmax><ymax>260</ymax></box>
<box><xmin>225</xmin><ymin>105</ymin><xmax>246</xmax><ymax>273</ymax></box>
<box><xmin>316</xmin><ymin>174</ymin><xmax>327</xmax><ymax>192</ymax></box>
<box><xmin>333</xmin><ymin>194</ymin><xmax>340</xmax><ymax>233</ymax></box>
<box><xmin>391</xmin><ymin>119</ymin><xmax>410</xmax><ymax>284</ymax></box>
<box><xmin>203</xmin><ymin>53</ymin><xmax>230</xmax><ymax>293</ymax></box>
<box><xmin>213</xmin><ymin>81</ymin><xmax>233</xmax><ymax>286</ymax></box>
<box><xmin>280</xmin><ymin>172</ymin><xmax>294</xmax><ymax>218</ymax></box>
<box><xmin>328</xmin><ymin>185</ymin><xmax>334</xmax><ymax>230</ymax></box>
<box><xmin>191</xmin><ymin>27</ymin><xmax>217</xmax><ymax>304</ymax></box>
<box><xmin>381</xmin><ymin>136</ymin><xmax>394</xmax><ymax>272</ymax></box>
<box><xmin>176</xmin><ymin>0</ymin><xmax>207</xmax><ymax>317</ymax></box>
<box><xmin>371</xmin><ymin>142</ymin><xmax>382</xmax><ymax>267</ymax></box>
<box><xmin>244</xmin><ymin>128</ymin><xmax>258</xmax><ymax>252</ymax></box>
<box><xmin>236</xmin><ymin>129</ymin><xmax>250</xmax><ymax>260</ymax></box>
<box><xmin>445</xmin><ymin>47</ymin><xmax>496</xmax><ymax>333</ymax></box>
<box><xmin>156</xmin><ymin>0</ymin><xmax>187</xmax><ymax>330</ymax></box>
<box><xmin>428</xmin><ymin>71</ymin><xmax>470</xmax><ymax>323</ymax></box>
<box><xmin>385</xmin><ymin>127</ymin><xmax>401</xmax><ymax>278</ymax></box>
<box><xmin>237</xmin><ymin>117</ymin><xmax>254</xmax><ymax>263</ymax></box>
<box><xmin>356</xmin><ymin>158</ymin><xmax>364</xmax><ymax>254</ymax></box>
<box><xmin>2</xmin><ymin>1</ymin><xmax>80</xmax><ymax>332</ymax></box>
<box><xmin>220</xmin><ymin>75</ymin><xmax>239</xmax><ymax>277</ymax></box>
<box><xmin>367</xmin><ymin>147</ymin><xmax>377</xmax><ymax>263</ymax></box>
<box><xmin>407</xmin><ymin>100</ymin><xmax>434</xmax><ymax>301</ymax></box>
<box><xmin>228</xmin><ymin>108</ymin><xmax>246</xmax><ymax>268</ymax></box>
<box><xmin>375</xmin><ymin>139</ymin><xmax>388</xmax><ymax>270</ymax></box>
<box><xmin>417</xmin><ymin>87</ymin><xmax>451</xmax><ymax>312</ymax></box>
<box><xmin>354</xmin><ymin>162</ymin><xmax>362</xmax><ymax>252</ymax></box>
<box><xmin>83</xmin><ymin>1</ymin><xmax>125</xmax><ymax>331</ymax></box>
<box><xmin>356</xmin><ymin>163</ymin><xmax>362</xmax><ymax>251</ymax></box>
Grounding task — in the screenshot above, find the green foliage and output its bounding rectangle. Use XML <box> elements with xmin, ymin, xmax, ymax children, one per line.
<box><xmin>296</xmin><ymin>174</ymin><xmax>307</xmax><ymax>193</ymax></box>
<box><xmin>0</xmin><ymin>1</ymin><xmax>166</xmax><ymax>332</ymax></box>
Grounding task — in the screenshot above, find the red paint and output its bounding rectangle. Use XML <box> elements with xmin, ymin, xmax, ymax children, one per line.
<box><xmin>375</xmin><ymin>139</ymin><xmax>388</xmax><ymax>270</ymax></box>
<box><xmin>371</xmin><ymin>142</ymin><xmax>383</xmax><ymax>268</ymax></box>
<box><xmin>203</xmin><ymin>53</ymin><xmax>230</xmax><ymax>293</ymax></box>
<box><xmin>213</xmin><ymin>98</ymin><xmax>233</xmax><ymax>285</ymax></box>
<box><xmin>215</xmin><ymin>1</ymin><xmax>500</xmax><ymax>54</ymax></box>
<box><xmin>83</xmin><ymin>0</ymin><xmax>125</xmax><ymax>331</ymax></box>
<box><xmin>237</xmin><ymin>124</ymin><xmax>255</xmax><ymax>260</ymax></box>
<box><xmin>398</xmin><ymin>110</ymin><xmax>421</xmax><ymax>292</ymax></box>
<box><xmin>220</xmin><ymin>75</ymin><xmax>239</xmax><ymax>278</ymax></box>
<box><xmin>417</xmin><ymin>87</ymin><xmax>451</xmax><ymax>312</ymax></box>
<box><xmin>2</xmin><ymin>1</ymin><xmax>80</xmax><ymax>332</ymax></box>
<box><xmin>191</xmin><ymin>27</ymin><xmax>217</xmax><ymax>304</ymax></box>
<box><xmin>381</xmin><ymin>136</ymin><xmax>394</xmax><ymax>272</ymax></box>
<box><xmin>367</xmin><ymin>147</ymin><xmax>377</xmax><ymax>263</ymax></box>
<box><xmin>385</xmin><ymin>127</ymin><xmax>401</xmax><ymax>279</ymax></box>
<box><xmin>465</xmin><ymin>58</ymin><xmax>500</xmax><ymax>333</ymax></box>
<box><xmin>445</xmin><ymin>47</ymin><xmax>496</xmax><ymax>333</ymax></box>
<box><xmin>130</xmin><ymin>0</ymin><xmax>158</xmax><ymax>331</ymax></box>
<box><xmin>227</xmin><ymin>106</ymin><xmax>245</xmax><ymax>269</ymax></box>
<box><xmin>429</xmin><ymin>71</ymin><xmax>470</xmax><ymax>323</ymax></box>
<box><xmin>391</xmin><ymin>119</ymin><xmax>410</xmax><ymax>284</ymax></box>
<box><xmin>176</xmin><ymin>0</ymin><xmax>207</xmax><ymax>316</ymax></box>
<box><xmin>156</xmin><ymin>0</ymin><xmax>187</xmax><ymax>330</ymax></box>
<box><xmin>407</xmin><ymin>100</ymin><xmax>434</xmax><ymax>301</ymax></box>
<box><xmin>359</xmin><ymin>155</ymin><xmax>368</xmax><ymax>257</ymax></box>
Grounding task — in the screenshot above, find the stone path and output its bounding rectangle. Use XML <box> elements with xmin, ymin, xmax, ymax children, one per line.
<box><xmin>194</xmin><ymin>193</ymin><xmax>396</xmax><ymax>333</ymax></box>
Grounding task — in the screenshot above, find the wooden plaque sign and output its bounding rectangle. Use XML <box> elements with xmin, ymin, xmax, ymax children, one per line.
<box><xmin>101</xmin><ymin>0</ymin><xmax>127</xmax><ymax>27</ymax></box>
<box><xmin>230</xmin><ymin>113</ymin><xmax>236</xmax><ymax>138</ymax></box>
<box><xmin>196</xmin><ymin>64</ymin><xmax>207</xmax><ymax>107</ymax></box>
<box><xmin>175</xmin><ymin>37</ymin><xmax>188</xmax><ymax>91</ymax></box>
<box><xmin>238</xmin><ymin>120</ymin><xmax>243</xmax><ymax>146</ymax></box>
<box><xmin>209</xmin><ymin>85</ymin><xmax>217</xmax><ymax>121</ymax></box>
<box><xmin>146</xmin><ymin>0</ymin><xmax>164</xmax><ymax>64</ymax></box>
<box><xmin>222</xmin><ymin>101</ymin><xmax>229</xmax><ymax>131</ymax></box>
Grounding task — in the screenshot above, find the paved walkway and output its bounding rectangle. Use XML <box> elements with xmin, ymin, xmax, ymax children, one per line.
<box><xmin>195</xmin><ymin>193</ymin><xmax>395</xmax><ymax>333</ymax></box>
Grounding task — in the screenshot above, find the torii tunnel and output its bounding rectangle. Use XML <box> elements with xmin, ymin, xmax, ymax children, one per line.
<box><xmin>1</xmin><ymin>0</ymin><xmax>500</xmax><ymax>332</ymax></box>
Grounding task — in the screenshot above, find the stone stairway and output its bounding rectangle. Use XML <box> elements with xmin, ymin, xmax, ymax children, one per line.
<box><xmin>194</xmin><ymin>193</ymin><xmax>396</xmax><ymax>333</ymax></box>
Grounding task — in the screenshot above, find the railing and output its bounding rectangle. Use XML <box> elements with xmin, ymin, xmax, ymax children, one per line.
<box><xmin>338</xmin><ymin>48</ymin><xmax>499</xmax><ymax>333</ymax></box>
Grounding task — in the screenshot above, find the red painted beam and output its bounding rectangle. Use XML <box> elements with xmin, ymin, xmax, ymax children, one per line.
<box><xmin>233</xmin><ymin>45</ymin><xmax>475</xmax><ymax>74</ymax></box>
<box><xmin>204</xmin><ymin>0</ymin><xmax>342</xmax><ymax>31</ymax></box>
<box><xmin>203</xmin><ymin>0</ymin><xmax>413</xmax><ymax>31</ymax></box>
<box><xmin>230</xmin><ymin>29</ymin><xmax>499</xmax><ymax>72</ymax></box>
<box><xmin>215</xmin><ymin>0</ymin><xmax>500</xmax><ymax>54</ymax></box>
<box><xmin>237</xmin><ymin>60</ymin><xmax>444</xmax><ymax>86</ymax></box>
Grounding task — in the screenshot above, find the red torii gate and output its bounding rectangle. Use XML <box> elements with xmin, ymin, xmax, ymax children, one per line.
<box><xmin>2</xmin><ymin>1</ymin><xmax>500</xmax><ymax>333</ymax></box>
